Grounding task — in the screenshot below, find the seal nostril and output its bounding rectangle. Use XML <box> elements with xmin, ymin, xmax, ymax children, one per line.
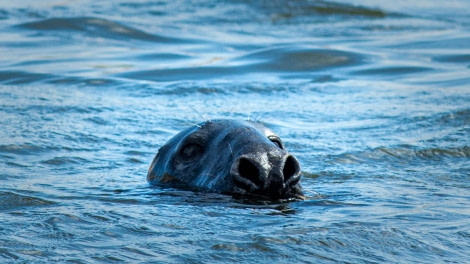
<box><xmin>238</xmin><ymin>157</ymin><xmax>262</xmax><ymax>187</ymax></box>
<box><xmin>283</xmin><ymin>155</ymin><xmax>300</xmax><ymax>183</ymax></box>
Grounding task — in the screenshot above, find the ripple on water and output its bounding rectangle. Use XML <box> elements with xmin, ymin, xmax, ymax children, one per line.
<box><xmin>330</xmin><ymin>145</ymin><xmax>470</xmax><ymax>165</ymax></box>
<box><xmin>250</xmin><ymin>0</ymin><xmax>388</xmax><ymax>25</ymax></box>
<box><xmin>0</xmin><ymin>70</ymin><xmax>118</xmax><ymax>86</ymax></box>
<box><xmin>232</xmin><ymin>46</ymin><xmax>362</xmax><ymax>72</ymax></box>
<box><xmin>16</xmin><ymin>16</ymin><xmax>185</xmax><ymax>43</ymax></box>
<box><xmin>119</xmin><ymin>46</ymin><xmax>362</xmax><ymax>82</ymax></box>
<box><xmin>433</xmin><ymin>54</ymin><xmax>470</xmax><ymax>63</ymax></box>
<box><xmin>41</xmin><ymin>156</ymin><xmax>91</xmax><ymax>166</ymax></box>
<box><xmin>0</xmin><ymin>143</ymin><xmax>59</xmax><ymax>155</ymax></box>
<box><xmin>0</xmin><ymin>70</ymin><xmax>54</xmax><ymax>84</ymax></box>
<box><xmin>353</xmin><ymin>66</ymin><xmax>432</xmax><ymax>76</ymax></box>
<box><xmin>0</xmin><ymin>191</ymin><xmax>56</xmax><ymax>211</ymax></box>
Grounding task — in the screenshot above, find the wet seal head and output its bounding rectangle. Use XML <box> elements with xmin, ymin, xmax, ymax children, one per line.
<box><xmin>148</xmin><ymin>119</ymin><xmax>303</xmax><ymax>201</ymax></box>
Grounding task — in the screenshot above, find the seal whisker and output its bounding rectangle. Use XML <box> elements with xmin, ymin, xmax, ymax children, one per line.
<box><xmin>182</xmin><ymin>119</ymin><xmax>202</xmax><ymax>128</ymax></box>
<box><xmin>189</xmin><ymin>105</ymin><xmax>210</xmax><ymax>123</ymax></box>
<box><xmin>228</xmin><ymin>143</ymin><xmax>234</xmax><ymax>158</ymax></box>
<box><xmin>247</xmin><ymin>103</ymin><xmax>254</xmax><ymax>122</ymax></box>
<box><xmin>254</xmin><ymin>112</ymin><xmax>265</xmax><ymax>123</ymax></box>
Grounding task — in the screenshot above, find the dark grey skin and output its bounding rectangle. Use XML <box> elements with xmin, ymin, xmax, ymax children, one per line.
<box><xmin>148</xmin><ymin>119</ymin><xmax>304</xmax><ymax>200</ymax></box>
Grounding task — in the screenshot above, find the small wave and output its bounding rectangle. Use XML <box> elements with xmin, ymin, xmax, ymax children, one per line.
<box><xmin>124</xmin><ymin>150</ymin><xmax>148</xmax><ymax>156</ymax></box>
<box><xmin>378</xmin><ymin>146</ymin><xmax>470</xmax><ymax>162</ymax></box>
<box><xmin>41</xmin><ymin>156</ymin><xmax>90</xmax><ymax>166</ymax></box>
<box><xmin>15</xmin><ymin>104</ymin><xmax>107</xmax><ymax>115</ymax></box>
<box><xmin>0</xmin><ymin>191</ymin><xmax>55</xmax><ymax>211</ymax></box>
<box><xmin>119</xmin><ymin>223</ymin><xmax>156</xmax><ymax>237</ymax></box>
<box><xmin>388</xmin><ymin>36</ymin><xmax>470</xmax><ymax>50</ymax></box>
<box><xmin>48</xmin><ymin>77</ymin><xmax>118</xmax><ymax>87</ymax></box>
<box><xmin>331</xmin><ymin>146</ymin><xmax>470</xmax><ymax>166</ymax></box>
<box><xmin>310</xmin><ymin>2</ymin><xmax>387</xmax><ymax>17</ymax></box>
<box><xmin>233</xmin><ymin>46</ymin><xmax>362</xmax><ymax>72</ymax></box>
<box><xmin>258</xmin><ymin>0</ymin><xmax>389</xmax><ymax>24</ymax></box>
<box><xmin>17</xmin><ymin>16</ymin><xmax>183</xmax><ymax>43</ymax></box>
<box><xmin>0</xmin><ymin>70</ymin><xmax>118</xmax><ymax>86</ymax></box>
<box><xmin>434</xmin><ymin>54</ymin><xmax>470</xmax><ymax>64</ymax></box>
<box><xmin>0</xmin><ymin>143</ymin><xmax>58</xmax><ymax>155</ymax></box>
<box><xmin>0</xmin><ymin>70</ymin><xmax>53</xmax><ymax>84</ymax></box>
<box><xmin>394</xmin><ymin>109</ymin><xmax>470</xmax><ymax>137</ymax></box>
<box><xmin>0</xmin><ymin>9</ymin><xmax>7</xmax><ymax>20</ymax></box>
<box><xmin>120</xmin><ymin>46</ymin><xmax>361</xmax><ymax>82</ymax></box>
<box><xmin>0</xmin><ymin>143</ymin><xmax>101</xmax><ymax>158</ymax></box>
<box><xmin>84</xmin><ymin>116</ymin><xmax>111</xmax><ymax>126</ymax></box>
<box><xmin>353</xmin><ymin>66</ymin><xmax>431</xmax><ymax>76</ymax></box>
<box><xmin>135</xmin><ymin>52</ymin><xmax>193</xmax><ymax>61</ymax></box>
<box><xmin>127</xmin><ymin>157</ymin><xmax>145</xmax><ymax>164</ymax></box>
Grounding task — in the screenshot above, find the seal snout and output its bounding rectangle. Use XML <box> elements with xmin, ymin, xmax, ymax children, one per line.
<box><xmin>231</xmin><ymin>153</ymin><xmax>301</xmax><ymax>199</ymax></box>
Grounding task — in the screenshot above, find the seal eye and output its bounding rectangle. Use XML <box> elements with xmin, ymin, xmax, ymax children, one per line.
<box><xmin>180</xmin><ymin>143</ymin><xmax>202</xmax><ymax>158</ymax></box>
<box><xmin>268</xmin><ymin>136</ymin><xmax>284</xmax><ymax>149</ymax></box>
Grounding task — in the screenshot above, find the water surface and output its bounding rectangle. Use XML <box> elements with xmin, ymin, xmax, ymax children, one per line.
<box><xmin>1</xmin><ymin>0</ymin><xmax>469</xmax><ymax>263</ymax></box>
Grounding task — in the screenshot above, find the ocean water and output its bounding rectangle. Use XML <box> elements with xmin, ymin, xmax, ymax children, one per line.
<box><xmin>1</xmin><ymin>0</ymin><xmax>469</xmax><ymax>263</ymax></box>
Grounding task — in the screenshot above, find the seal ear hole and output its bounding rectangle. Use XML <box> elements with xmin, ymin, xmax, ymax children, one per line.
<box><xmin>179</xmin><ymin>143</ymin><xmax>203</xmax><ymax>159</ymax></box>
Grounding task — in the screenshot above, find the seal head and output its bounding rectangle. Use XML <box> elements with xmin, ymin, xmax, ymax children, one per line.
<box><xmin>148</xmin><ymin>119</ymin><xmax>303</xmax><ymax>200</ymax></box>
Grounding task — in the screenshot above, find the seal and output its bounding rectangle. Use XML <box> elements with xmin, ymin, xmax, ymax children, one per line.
<box><xmin>147</xmin><ymin>119</ymin><xmax>303</xmax><ymax>200</ymax></box>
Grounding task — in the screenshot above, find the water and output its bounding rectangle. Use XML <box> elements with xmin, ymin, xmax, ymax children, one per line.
<box><xmin>1</xmin><ymin>0</ymin><xmax>469</xmax><ymax>263</ymax></box>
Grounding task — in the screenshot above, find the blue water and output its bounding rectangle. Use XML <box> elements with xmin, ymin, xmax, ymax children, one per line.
<box><xmin>1</xmin><ymin>1</ymin><xmax>469</xmax><ymax>263</ymax></box>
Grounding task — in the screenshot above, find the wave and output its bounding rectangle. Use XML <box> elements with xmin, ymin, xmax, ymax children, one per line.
<box><xmin>353</xmin><ymin>66</ymin><xmax>432</xmax><ymax>76</ymax></box>
<box><xmin>41</xmin><ymin>156</ymin><xmax>90</xmax><ymax>166</ymax></box>
<box><xmin>247</xmin><ymin>0</ymin><xmax>389</xmax><ymax>25</ymax></box>
<box><xmin>120</xmin><ymin>46</ymin><xmax>361</xmax><ymax>82</ymax></box>
<box><xmin>16</xmin><ymin>16</ymin><xmax>185</xmax><ymax>43</ymax></box>
<box><xmin>0</xmin><ymin>143</ymin><xmax>59</xmax><ymax>155</ymax></box>
<box><xmin>234</xmin><ymin>46</ymin><xmax>361</xmax><ymax>71</ymax></box>
<box><xmin>0</xmin><ymin>70</ymin><xmax>53</xmax><ymax>84</ymax></box>
<box><xmin>0</xmin><ymin>191</ymin><xmax>56</xmax><ymax>211</ymax></box>
<box><xmin>0</xmin><ymin>70</ymin><xmax>117</xmax><ymax>86</ymax></box>
<box><xmin>330</xmin><ymin>145</ymin><xmax>470</xmax><ymax>166</ymax></box>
